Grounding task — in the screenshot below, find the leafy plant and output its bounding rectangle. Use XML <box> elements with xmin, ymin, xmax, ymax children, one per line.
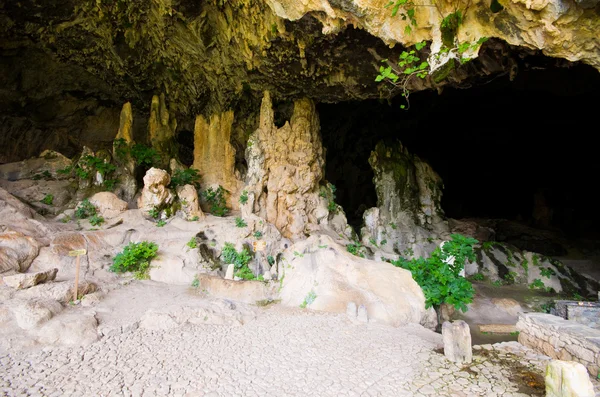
<box><xmin>235</xmin><ymin>217</ymin><xmax>247</xmax><ymax>228</ymax></box>
<box><xmin>156</xmin><ymin>220</ymin><xmax>166</xmax><ymax>227</ymax></box>
<box><xmin>190</xmin><ymin>215</ymin><xmax>199</xmax><ymax>221</ymax></box>
<box><xmin>75</xmin><ymin>166</ymin><xmax>90</xmax><ymax>179</ymax></box>
<box><xmin>532</xmin><ymin>254</ymin><xmax>540</xmax><ymax>267</ymax></box>
<box><xmin>202</xmin><ymin>185</ymin><xmax>229</xmax><ymax>217</ymax></box>
<box><xmin>369</xmin><ymin>238</ymin><xmax>378</xmax><ymax>247</ymax></box>
<box><xmin>319</xmin><ymin>183</ymin><xmax>338</xmax><ymax>214</ymax></box>
<box><xmin>109</xmin><ymin>241</ymin><xmax>158</xmax><ymax>279</ymax></box>
<box><xmin>503</xmin><ymin>271</ymin><xmax>518</xmax><ymax>285</ymax></box>
<box><xmin>41</xmin><ymin>194</ymin><xmax>54</xmax><ymax>205</ymax></box>
<box><xmin>389</xmin><ymin>222</ymin><xmax>397</xmax><ymax>230</ymax></box>
<box><xmin>521</xmin><ymin>258</ymin><xmax>529</xmax><ymax>273</ymax></box>
<box><xmin>540</xmin><ymin>267</ymin><xmax>555</xmax><ymax>278</ymax></box>
<box><xmin>57</xmin><ymin>166</ymin><xmax>73</xmax><ymax>175</ymax></box>
<box><xmin>61</xmin><ymin>215</ymin><xmax>71</xmax><ymax>223</ymax></box>
<box><xmin>347</xmin><ymin>241</ymin><xmax>366</xmax><ymax>258</ymax></box>
<box><xmin>186</xmin><ymin>237</ymin><xmax>197</xmax><ymax>249</ymax></box>
<box><xmin>113</xmin><ymin>138</ymin><xmax>128</xmax><ymax>160</ymax></box>
<box><xmin>300</xmin><ymin>290</ymin><xmax>317</xmax><ymax>309</ymax></box>
<box><xmin>170</xmin><ymin>168</ymin><xmax>201</xmax><ymax>189</ymax></box>
<box><xmin>390</xmin><ymin>234</ymin><xmax>477</xmax><ymax>312</ymax></box>
<box><xmin>267</xmin><ymin>255</ymin><xmax>275</xmax><ymax>266</ymax></box>
<box><xmin>191</xmin><ymin>275</ymin><xmax>200</xmax><ymax>288</ymax></box>
<box><xmin>235</xmin><ymin>266</ymin><xmax>255</xmax><ymax>280</ymax></box>
<box><xmin>492</xmin><ymin>280</ymin><xmax>503</xmax><ymax>287</ymax></box>
<box><xmin>239</xmin><ymin>190</ymin><xmax>249</xmax><ymax>205</ymax></box>
<box><xmin>130</xmin><ymin>144</ymin><xmax>160</xmax><ymax>167</ymax></box>
<box><xmin>221</xmin><ymin>242</ymin><xmax>252</xmax><ymax>269</ymax></box>
<box><xmin>293</xmin><ymin>251</ymin><xmax>304</xmax><ymax>258</ymax></box>
<box><xmin>470</xmin><ymin>273</ymin><xmax>484</xmax><ymax>281</ymax></box>
<box><xmin>32</xmin><ymin>170</ymin><xmax>52</xmax><ymax>180</ymax></box>
<box><xmin>89</xmin><ymin>214</ymin><xmax>105</xmax><ymax>227</ymax></box>
<box><xmin>254</xmin><ymin>231</ymin><xmax>263</xmax><ymax>239</ymax></box>
<box><xmin>75</xmin><ymin>199</ymin><xmax>97</xmax><ymax>219</ymax></box>
<box><xmin>385</xmin><ymin>0</ymin><xmax>417</xmax><ymax>34</ymax></box>
<box><xmin>380</xmin><ymin>239</ymin><xmax>387</xmax><ymax>246</ymax></box>
<box><xmin>529</xmin><ymin>279</ymin><xmax>545</xmax><ymax>290</ymax></box>
<box><xmin>148</xmin><ymin>207</ymin><xmax>160</xmax><ymax>219</ymax></box>
<box><xmin>80</xmin><ymin>155</ymin><xmax>116</xmax><ymax>178</ymax></box>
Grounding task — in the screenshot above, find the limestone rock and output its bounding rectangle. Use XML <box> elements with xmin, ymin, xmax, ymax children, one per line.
<box><xmin>357</xmin><ymin>305</ymin><xmax>368</xmax><ymax>323</ymax></box>
<box><xmin>0</xmin><ymin>230</ymin><xmax>42</xmax><ymax>274</ymax></box>
<box><xmin>442</xmin><ymin>320</ymin><xmax>473</xmax><ymax>364</ymax></box>
<box><xmin>346</xmin><ymin>302</ymin><xmax>357</xmax><ymax>319</ymax></box>
<box><xmin>37</xmin><ymin>311</ymin><xmax>99</xmax><ymax>347</ymax></box>
<box><xmin>80</xmin><ymin>291</ymin><xmax>105</xmax><ymax>307</ymax></box>
<box><xmin>137</xmin><ymin>167</ymin><xmax>174</xmax><ymax>215</ymax></box>
<box><xmin>0</xmin><ymin>150</ymin><xmax>72</xmax><ymax>181</ymax></box>
<box><xmin>10</xmin><ymin>298</ymin><xmax>63</xmax><ymax>330</ymax></box>
<box><xmin>0</xmin><ymin>188</ymin><xmax>50</xmax><ymax>239</ymax></box>
<box><xmin>3</xmin><ymin>268</ymin><xmax>58</xmax><ymax>290</ymax></box>
<box><xmin>89</xmin><ymin>192</ymin><xmax>128</xmax><ymax>218</ymax></box>
<box><xmin>243</xmin><ymin>92</ymin><xmax>342</xmax><ymax>240</ymax></box>
<box><xmin>148</xmin><ymin>93</ymin><xmax>177</xmax><ymax>163</ymax></box>
<box><xmin>278</xmin><ymin>234</ymin><xmax>432</xmax><ymax>328</ymax></box>
<box><xmin>16</xmin><ymin>281</ymin><xmax>97</xmax><ymax>304</ymax></box>
<box><xmin>545</xmin><ymin>360</ymin><xmax>594</xmax><ymax>397</ymax></box>
<box><xmin>112</xmin><ymin>102</ymin><xmax>138</xmax><ymax>202</ymax></box>
<box><xmin>491</xmin><ymin>298</ymin><xmax>523</xmax><ymax>317</ymax></box>
<box><xmin>225</xmin><ymin>264</ymin><xmax>235</xmax><ymax>280</ymax></box>
<box><xmin>361</xmin><ymin>141</ymin><xmax>448</xmax><ymax>257</ymax></box>
<box><xmin>176</xmin><ymin>184</ymin><xmax>204</xmax><ymax>220</ymax></box>
<box><xmin>192</xmin><ymin>111</ymin><xmax>243</xmax><ymax>211</ymax></box>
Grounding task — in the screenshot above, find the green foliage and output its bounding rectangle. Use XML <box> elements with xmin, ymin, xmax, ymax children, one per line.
<box><xmin>380</xmin><ymin>239</ymin><xmax>388</xmax><ymax>246</ymax></box>
<box><xmin>89</xmin><ymin>214</ymin><xmax>105</xmax><ymax>227</ymax></box>
<box><xmin>503</xmin><ymin>271</ymin><xmax>518</xmax><ymax>284</ymax></box>
<box><xmin>346</xmin><ymin>241</ymin><xmax>366</xmax><ymax>258</ymax></box>
<box><xmin>293</xmin><ymin>251</ymin><xmax>304</xmax><ymax>258</ymax></box>
<box><xmin>529</xmin><ymin>278</ymin><xmax>545</xmax><ymax>290</ymax></box>
<box><xmin>61</xmin><ymin>215</ymin><xmax>71</xmax><ymax>223</ymax></box>
<box><xmin>102</xmin><ymin>179</ymin><xmax>117</xmax><ymax>191</ymax></box>
<box><xmin>202</xmin><ymin>185</ymin><xmax>229</xmax><ymax>217</ymax></box>
<box><xmin>41</xmin><ymin>194</ymin><xmax>54</xmax><ymax>205</ymax></box>
<box><xmin>130</xmin><ymin>144</ymin><xmax>160</xmax><ymax>167</ymax></box>
<box><xmin>110</xmin><ymin>241</ymin><xmax>158</xmax><ymax>279</ymax></box>
<box><xmin>254</xmin><ymin>231</ymin><xmax>263</xmax><ymax>239</ymax></box>
<box><xmin>319</xmin><ymin>183</ymin><xmax>338</xmax><ymax>214</ymax></box>
<box><xmin>113</xmin><ymin>138</ymin><xmax>128</xmax><ymax>159</ymax></box>
<box><xmin>385</xmin><ymin>0</ymin><xmax>417</xmax><ymax>33</ymax></box>
<box><xmin>75</xmin><ymin>166</ymin><xmax>90</xmax><ymax>179</ymax></box>
<box><xmin>170</xmin><ymin>168</ymin><xmax>201</xmax><ymax>189</ymax></box>
<box><xmin>540</xmin><ymin>267</ymin><xmax>556</xmax><ymax>278</ymax></box>
<box><xmin>148</xmin><ymin>207</ymin><xmax>160</xmax><ymax>219</ymax></box>
<box><xmin>440</xmin><ymin>10</ymin><xmax>463</xmax><ymax>48</ymax></box>
<box><xmin>239</xmin><ymin>190</ymin><xmax>248</xmax><ymax>205</ymax></box>
<box><xmin>521</xmin><ymin>258</ymin><xmax>529</xmax><ymax>273</ymax></box>
<box><xmin>492</xmin><ymin>280</ymin><xmax>503</xmax><ymax>287</ymax></box>
<box><xmin>369</xmin><ymin>238</ymin><xmax>378</xmax><ymax>247</ymax></box>
<box><xmin>234</xmin><ymin>266</ymin><xmax>255</xmax><ymax>280</ymax></box>
<box><xmin>221</xmin><ymin>242</ymin><xmax>252</xmax><ymax>269</ymax></box>
<box><xmin>187</xmin><ymin>237</ymin><xmax>197</xmax><ymax>249</ymax></box>
<box><xmin>235</xmin><ymin>217</ymin><xmax>247</xmax><ymax>228</ymax></box>
<box><xmin>470</xmin><ymin>273</ymin><xmax>485</xmax><ymax>281</ymax></box>
<box><xmin>190</xmin><ymin>215</ymin><xmax>200</xmax><ymax>221</ymax></box>
<box><xmin>80</xmin><ymin>155</ymin><xmax>116</xmax><ymax>178</ymax></box>
<box><xmin>191</xmin><ymin>275</ymin><xmax>200</xmax><ymax>288</ymax></box>
<box><xmin>57</xmin><ymin>166</ymin><xmax>73</xmax><ymax>175</ymax></box>
<box><xmin>532</xmin><ymin>254</ymin><xmax>540</xmax><ymax>267</ymax></box>
<box><xmin>300</xmin><ymin>290</ymin><xmax>317</xmax><ymax>309</ymax></box>
<box><xmin>75</xmin><ymin>199</ymin><xmax>97</xmax><ymax>219</ymax></box>
<box><xmin>390</xmin><ymin>234</ymin><xmax>478</xmax><ymax>312</ymax></box>
<box><xmin>156</xmin><ymin>220</ymin><xmax>166</xmax><ymax>227</ymax></box>
<box><xmin>389</xmin><ymin>222</ymin><xmax>397</xmax><ymax>230</ymax></box>
<box><xmin>267</xmin><ymin>255</ymin><xmax>275</xmax><ymax>266</ymax></box>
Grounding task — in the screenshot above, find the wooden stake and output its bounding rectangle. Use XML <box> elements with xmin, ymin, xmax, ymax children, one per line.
<box><xmin>74</xmin><ymin>254</ymin><xmax>80</xmax><ymax>302</ymax></box>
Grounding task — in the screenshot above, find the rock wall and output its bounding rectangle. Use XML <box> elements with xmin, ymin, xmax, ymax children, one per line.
<box><xmin>361</xmin><ymin>141</ymin><xmax>448</xmax><ymax>257</ymax></box>
<box><xmin>517</xmin><ymin>312</ymin><xmax>600</xmax><ymax>377</ymax></box>
<box><xmin>242</xmin><ymin>91</ymin><xmax>338</xmax><ymax>240</ymax></box>
<box><xmin>192</xmin><ymin>111</ymin><xmax>244</xmax><ymax>211</ymax></box>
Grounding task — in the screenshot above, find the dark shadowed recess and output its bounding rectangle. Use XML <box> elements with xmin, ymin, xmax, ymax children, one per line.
<box><xmin>319</xmin><ymin>60</ymin><xmax>600</xmax><ymax>239</ymax></box>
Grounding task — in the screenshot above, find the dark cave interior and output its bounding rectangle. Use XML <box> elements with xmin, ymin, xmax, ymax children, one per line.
<box><xmin>319</xmin><ymin>61</ymin><xmax>600</xmax><ymax>241</ymax></box>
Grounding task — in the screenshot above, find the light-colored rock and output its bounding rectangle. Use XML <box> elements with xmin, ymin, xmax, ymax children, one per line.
<box><xmin>491</xmin><ymin>298</ymin><xmax>523</xmax><ymax>317</ymax></box>
<box><xmin>3</xmin><ymin>268</ymin><xmax>58</xmax><ymax>290</ymax></box>
<box><xmin>176</xmin><ymin>184</ymin><xmax>204</xmax><ymax>220</ymax></box>
<box><xmin>357</xmin><ymin>305</ymin><xmax>368</xmax><ymax>323</ymax></box>
<box><xmin>88</xmin><ymin>192</ymin><xmax>128</xmax><ymax>218</ymax></box>
<box><xmin>37</xmin><ymin>311</ymin><xmax>99</xmax><ymax>347</ymax></box>
<box><xmin>0</xmin><ymin>150</ymin><xmax>72</xmax><ymax>181</ymax></box>
<box><xmin>148</xmin><ymin>93</ymin><xmax>177</xmax><ymax>163</ymax></box>
<box><xmin>243</xmin><ymin>92</ymin><xmax>343</xmax><ymax>240</ymax></box>
<box><xmin>263</xmin><ymin>270</ymin><xmax>272</xmax><ymax>281</ymax></box>
<box><xmin>346</xmin><ymin>302</ymin><xmax>357</xmax><ymax>319</ymax></box>
<box><xmin>80</xmin><ymin>291</ymin><xmax>105</xmax><ymax>307</ymax></box>
<box><xmin>442</xmin><ymin>320</ymin><xmax>472</xmax><ymax>364</ymax></box>
<box><xmin>112</xmin><ymin>102</ymin><xmax>138</xmax><ymax>202</ymax></box>
<box><xmin>545</xmin><ymin>360</ymin><xmax>594</xmax><ymax>397</ymax></box>
<box><xmin>137</xmin><ymin>167</ymin><xmax>175</xmax><ymax>215</ymax></box>
<box><xmin>192</xmin><ymin>110</ymin><xmax>243</xmax><ymax>211</ymax></box>
<box><xmin>140</xmin><ymin>302</ymin><xmax>256</xmax><ymax>330</ymax></box>
<box><xmin>0</xmin><ymin>230</ymin><xmax>42</xmax><ymax>274</ymax></box>
<box><xmin>278</xmin><ymin>234</ymin><xmax>432</xmax><ymax>328</ymax></box>
<box><xmin>361</xmin><ymin>141</ymin><xmax>448</xmax><ymax>257</ymax></box>
<box><xmin>10</xmin><ymin>298</ymin><xmax>63</xmax><ymax>330</ymax></box>
<box><xmin>16</xmin><ymin>281</ymin><xmax>97</xmax><ymax>304</ymax></box>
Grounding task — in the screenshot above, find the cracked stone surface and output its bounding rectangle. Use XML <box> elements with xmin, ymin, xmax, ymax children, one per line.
<box><xmin>1</xmin><ymin>283</ymin><xmax>600</xmax><ymax>397</ymax></box>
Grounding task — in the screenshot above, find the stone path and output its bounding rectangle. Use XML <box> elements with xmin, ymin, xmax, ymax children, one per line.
<box><xmin>4</xmin><ymin>298</ymin><xmax>594</xmax><ymax>397</ymax></box>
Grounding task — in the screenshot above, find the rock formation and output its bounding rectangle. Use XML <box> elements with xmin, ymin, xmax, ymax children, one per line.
<box><xmin>112</xmin><ymin>102</ymin><xmax>138</xmax><ymax>202</ymax></box>
<box><xmin>137</xmin><ymin>168</ymin><xmax>175</xmax><ymax>216</ymax></box>
<box><xmin>361</xmin><ymin>141</ymin><xmax>448</xmax><ymax>257</ymax></box>
<box><xmin>148</xmin><ymin>94</ymin><xmax>177</xmax><ymax>165</ymax></box>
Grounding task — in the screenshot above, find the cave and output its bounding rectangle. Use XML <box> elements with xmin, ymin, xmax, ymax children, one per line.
<box><xmin>320</xmin><ymin>59</ymin><xmax>600</xmax><ymax>253</ymax></box>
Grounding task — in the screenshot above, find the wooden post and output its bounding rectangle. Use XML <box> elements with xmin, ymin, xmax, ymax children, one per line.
<box><xmin>68</xmin><ymin>249</ymin><xmax>87</xmax><ymax>302</ymax></box>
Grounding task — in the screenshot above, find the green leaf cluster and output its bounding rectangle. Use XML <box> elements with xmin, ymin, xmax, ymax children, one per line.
<box><xmin>346</xmin><ymin>241</ymin><xmax>367</xmax><ymax>258</ymax></box>
<box><xmin>130</xmin><ymin>144</ymin><xmax>160</xmax><ymax>167</ymax></box>
<box><xmin>390</xmin><ymin>233</ymin><xmax>478</xmax><ymax>312</ymax></box>
<box><xmin>235</xmin><ymin>217</ymin><xmax>247</xmax><ymax>228</ymax></box>
<box><xmin>89</xmin><ymin>214</ymin><xmax>105</xmax><ymax>227</ymax></box>
<box><xmin>202</xmin><ymin>185</ymin><xmax>229</xmax><ymax>217</ymax></box>
<box><xmin>385</xmin><ymin>0</ymin><xmax>417</xmax><ymax>33</ymax></box>
<box><xmin>109</xmin><ymin>241</ymin><xmax>158</xmax><ymax>279</ymax></box>
<box><xmin>319</xmin><ymin>182</ymin><xmax>338</xmax><ymax>214</ymax></box>
<box><xmin>75</xmin><ymin>199</ymin><xmax>98</xmax><ymax>219</ymax></box>
<box><xmin>239</xmin><ymin>190</ymin><xmax>249</xmax><ymax>205</ymax></box>
<box><xmin>41</xmin><ymin>194</ymin><xmax>54</xmax><ymax>205</ymax></box>
<box><xmin>221</xmin><ymin>242</ymin><xmax>252</xmax><ymax>270</ymax></box>
<box><xmin>170</xmin><ymin>168</ymin><xmax>201</xmax><ymax>189</ymax></box>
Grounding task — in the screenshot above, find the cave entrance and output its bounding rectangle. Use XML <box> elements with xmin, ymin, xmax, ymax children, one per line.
<box><xmin>319</xmin><ymin>61</ymin><xmax>600</xmax><ymax>243</ymax></box>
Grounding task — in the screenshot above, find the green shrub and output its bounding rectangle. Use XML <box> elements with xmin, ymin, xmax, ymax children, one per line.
<box><xmin>102</xmin><ymin>179</ymin><xmax>117</xmax><ymax>191</ymax></box>
<box><xmin>221</xmin><ymin>242</ymin><xmax>255</xmax><ymax>279</ymax></box>
<box><xmin>254</xmin><ymin>231</ymin><xmax>263</xmax><ymax>239</ymax></box>
<box><xmin>41</xmin><ymin>194</ymin><xmax>54</xmax><ymax>205</ymax></box>
<box><xmin>75</xmin><ymin>199</ymin><xmax>97</xmax><ymax>219</ymax></box>
<box><xmin>109</xmin><ymin>241</ymin><xmax>158</xmax><ymax>279</ymax></box>
<box><xmin>80</xmin><ymin>155</ymin><xmax>116</xmax><ymax>178</ymax></box>
<box><xmin>202</xmin><ymin>185</ymin><xmax>228</xmax><ymax>216</ymax></box>
<box><xmin>529</xmin><ymin>279</ymin><xmax>545</xmax><ymax>289</ymax></box>
<box><xmin>130</xmin><ymin>144</ymin><xmax>160</xmax><ymax>167</ymax></box>
<box><xmin>390</xmin><ymin>233</ymin><xmax>477</xmax><ymax>312</ymax></box>
<box><xmin>234</xmin><ymin>266</ymin><xmax>255</xmax><ymax>280</ymax></box>
<box><xmin>187</xmin><ymin>237</ymin><xmax>197</xmax><ymax>249</ymax></box>
<box><xmin>170</xmin><ymin>168</ymin><xmax>201</xmax><ymax>189</ymax></box>
<box><xmin>300</xmin><ymin>290</ymin><xmax>317</xmax><ymax>309</ymax></box>
<box><xmin>267</xmin><ymin>255</ymin><xmax>275</xmax><ymax>266</ymax></box>
<box><xmin>470</xmin><ymin>273</ymin><xmax>484</xmax><ymax>281</ymax></box>
<box><xmin>346</xmin><ymin>241</ymin><xmax>366</xmax><ymax>258</ymax></box>
<box><xmin>239</xmin><ymin>190</ymin><xmax>248</xmax><ymax>205</ymax></box>
<box><xmin>540</xmin><ymin>267</ymin><xmax>556</xmax><ymax>278</ymax></box>
<box><xmin>57</xmin><ymin>166</ymin><xmax>73</xmax><ymax>175</ymax></box>
<box><xmin>89</xmin><ymin>214</ymin><xmax>105</xmax><ymax>227</ymax></box>
<box><xmin>235</xmin><ymin>217</ymin><xmax>247</xmax><ymax>228</ymax></box>
<box><xmin>148</xmin><ymin>207</ymin><xmax>160</xmax><ymax>219</ymax></box>
<box><xmin>156</xmin><ymin>219</ymin><xmax>166</xmax><ymax>227</ymax></box>
<box><xmin>319</xmin><ymin>183</ymin><xmax>338</xmax><ymax>214</ymax></box>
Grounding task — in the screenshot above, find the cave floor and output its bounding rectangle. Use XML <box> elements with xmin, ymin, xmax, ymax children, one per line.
<box><xmin>2</xmin><ymin>281</ymin><xmax>599</xmax><ymax>397</ymax></box>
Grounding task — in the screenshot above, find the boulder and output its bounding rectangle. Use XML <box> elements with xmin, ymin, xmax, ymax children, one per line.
<box><xmin>176</xmin><ymin>184</ymin><xmax>204</xmax><ymax>220</ymax></box>
<box><xmin>137</xmin><ymin>167</ymin><xmax>175</xmax><ymax>215</ymax></box>
<box><xmin>0</xmin><ymin>230</ymin><xmax>42</xmax><ymax>274</ymax></box>
<box><xmin>89</xmin><ymin>192</ymin><xmax>128</xmax><ymax>218</ymax></box>
<box><xmin>10</xmin><ymin>298</ymin><xmax>63</xmax><ymax>330</ymax></box>
<box><xmin>545</xmin><ymin>360</ymin><xmax>594</xmax><ymax>397</ymax></box>
<box><xmin>37</xmin><ymin>311</ymin><xmax>99</xmax><ymax>347</ymax></box>
<box><xmin>0</xmin><ymin>150</ymin><xmax>72</xmax><ymax>181</ymax></box>
<box><xmin>16</xmin><ymin>281</ymin><xmax>97</xmax><ymax>303</ymax></box>
<box><xmin>3</xmin><ymin>268</ymin><xmax>58</xmax><ymax>290</ymax></box>
<box><xmin>278</xmin><ymin>234</ymin><xmax>434</xmax><ymax>329</ymax></box>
